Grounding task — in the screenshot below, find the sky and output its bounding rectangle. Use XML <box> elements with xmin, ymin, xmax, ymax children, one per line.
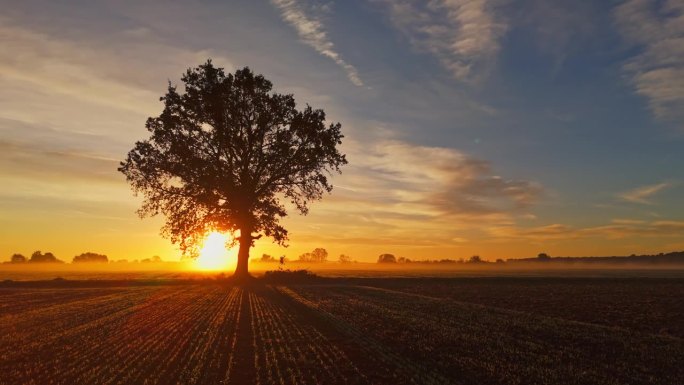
<box><xmin>1</xmin><ymin>0</ymin><xmax>684</xmax><ymax>263</ymax></box>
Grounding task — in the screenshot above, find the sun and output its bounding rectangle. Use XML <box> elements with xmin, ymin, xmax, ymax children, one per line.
<box><xmin>194</xmin><ymin>232</ymin><xmax>233</xmax><ymax>271</ymax></box>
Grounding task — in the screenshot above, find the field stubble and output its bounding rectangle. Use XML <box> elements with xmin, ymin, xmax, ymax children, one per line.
<box><xmin>0</xmin><ymin>278</ymin><xmax>682</xmax><ymax>385</ymax></box>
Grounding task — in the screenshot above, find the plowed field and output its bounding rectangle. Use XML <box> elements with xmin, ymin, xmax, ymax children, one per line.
<box><xmin>1</xmin><ymin>279</ymin><xmax>682</xmax><ymax>385</ymax></box>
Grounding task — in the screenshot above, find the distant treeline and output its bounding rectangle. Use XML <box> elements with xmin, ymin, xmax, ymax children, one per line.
<box><xmin>376</xmin><ymin>254</ymin><xmax>494</xmax><ymax>264</ymax></box>
<box><xmin>6</xmin><ymin>251</ymin><xmax>64</xmax><ymax>264</ymax></box>
<box><xmin>376</xmin><ymin>251</ymin><xmax>684</xmax><ymax>265</ymax></box>
<box><xmin>4</xmin><ymin>252</ymin><xmax>166</xmax><ymax>264</ymax></box>
<box><xmin>252</xmin><ymin>248</ymin><xmax>355</xmax><ymax>264</ymax></box>
<box><xmin>509</xmin><ymin>251</ymin><xmax>684</xmax><ymax>265</ymax></box>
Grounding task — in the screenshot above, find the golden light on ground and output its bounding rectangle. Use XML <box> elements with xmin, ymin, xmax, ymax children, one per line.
<box><xmin>194</xmin><ymin>232</ymin><xmax>233</xmax><ymax>271</ymax></box>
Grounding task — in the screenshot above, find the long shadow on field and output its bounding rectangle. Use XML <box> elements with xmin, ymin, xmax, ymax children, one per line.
<box><xmin>229</xmin><ymin>288</ymin><xmax>256</xmax><ymax>384</ymax></box>
<box><xmin>268</xmin><ymin>285</ymin><xmax>452</xmax><ymax>385</ymax></box>
<box><xmin>235</xmin><ymin>283</ymin><xmax>378</xmax><ymax>385</ymax></box>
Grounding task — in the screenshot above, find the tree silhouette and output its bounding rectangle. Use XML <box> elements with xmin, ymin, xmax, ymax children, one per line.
<box><xmin>377</xmin><ymin>254</ymin><xmax>396</xmax><ymax>263</ymax></box>
<box><xmin>311</xmin><ymin>248</ymin><xmax>328</xmax><ymax>263</ymax></box>
<box><xmin>73</xmin><ymin>252</ymin><xmax>109</xmax><ymax>263</ymax></box>
<box><xmin>29</xmin><ymin>251</ymin><xmax>61</xmax><ymax>263</ymax></box>
<box><xmin>119</xmin><ymin>61</ymin><xmax>346</xmax><ymax>278</ymax></box>
<box><xmin>10</xmin><ymin>253</ymin><xmax>27</xmax><ymax>263</ymax></box>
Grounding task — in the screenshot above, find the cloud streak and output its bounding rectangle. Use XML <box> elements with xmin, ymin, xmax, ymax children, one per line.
<box><xmin>490</xmin><ymin>219</ymin><xmax>684</xmax><ymax>241</ymax></box>
<box><xmin>614</xmin><ymin>0</ymin><xmax>684</xmax><ymax>127</ymax></box>
<box><xmin>374</xmin><ymin>0</ymin><xmax>507</xmax><ymax>82</ymax></box>
<box><xmin>362</xmin><ymin>140</ymin><xmax>543</xmax><ymax>216</ymax></box>
<box><xmin>270</xmin><ymin>0</ymin><xmax>364</xmax><ymax>86</ymax></box>
<box><xmin>281</xmin><ymin>135</ymin><xmax>543</xmax><ymax>250</ymax></box>
<box><xmin>617</xmin><ymin>182</ymin><xmax>671</xmax><ymax>204</ymax></box>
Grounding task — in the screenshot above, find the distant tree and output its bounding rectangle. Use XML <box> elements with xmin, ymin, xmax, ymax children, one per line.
<box><xmin>10</xmin><ymin>254</ymin><xmax>27</xmax><ymax>264</ymax></box>
<box><xmin>298</xmin><ymin>248</ymin><xmax>328</xmax><ymax>263</ymax></box>
<box><xmin>495</xmin><ymin>258</ymin><xmax>505</xmax><ymax>264</ymax></box>
<box><xmin>311</xmin><ymin>248</ymin><xmax>328</xmax><ymax>263</ymax></box>
<box><xmin>338</xmin><ymin>254</ymin><xmax>352</xmax><ymax>264</ymax></box>
<box><xmin>29</xmin><ymin>251</ymin><xmax>62</xmax><ymax>263</ymax></box>
<box><xmin>260</xmin><ymin>254</ymin><xmax>277</xmax><ymax>263</ymax></box>
<box><xmin>537</xmin><ymin>253</ymin><xmax>551</xmax><ymax>260</ymax></box>
<box><xmin>377</xmin><ymin>254</ymin><xmax>397</xmax><ymax>264</ymax></box>
<box><xmin>151</xmin><ymin>255</ymin><xmax>162</xmax><ymax>263</ymax></box>
<box><xmin>72</xmin><ymin>252</ymin><xmax>109</xmax><ymax>264</ymax></box>
<box><xmin>118</xmin><ymin>61</ymin><xmax>347</xmax><ymax>279</ymax></box>
<box><xmin>397</xmin><ymin>257</ymin><xmax>412</xmax><ymax>263</ymax></box>
<box><xmin>467</xmin><ymin>255</ymin><xmax>482</xmax><ymax>264</ymax></box>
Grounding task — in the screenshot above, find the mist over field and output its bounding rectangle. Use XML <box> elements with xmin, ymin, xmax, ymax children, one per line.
<box><xmin>3</xmin><ymin>258</ymin><xmax>684</xmax><ymax>282</ymax></box>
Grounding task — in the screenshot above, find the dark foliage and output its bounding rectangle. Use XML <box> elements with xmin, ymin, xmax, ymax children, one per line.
<box><xmin>10</xmin><ymin>254</ymin><xmax>26</xmax><ymax>263</ymax></box>
<box><xmin>261</xmin><ymin>269</ymin><xmax>319</xmax><ymax>283</ymax></box>
<box><xmin>377</xmin><ymin>254</ymin><xmax>396</xmax><ymax>263</ymax></box>
<box><xmin>298</xmin><ymin>248</ymin><xmax>328</xmax><ymax>263</ymax></box>
<box><xmin>118</xmin><ymin>61</ymin><xmax>346</xmax><ymax>276</ymax></box>
<box><xmin>28</xmin><ymin>251</ymin><xmax>62</xmax><ymax>263</ymax></box>
<box><xmin>72</xmin><ymin>252</ymin><xmax>109</xmax><ymax>263</ymax></box>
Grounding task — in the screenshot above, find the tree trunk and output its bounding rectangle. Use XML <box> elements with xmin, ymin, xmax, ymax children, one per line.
<box><xmin>233</xmin><ymin>230</ymin><xmax>252</xmax><ymax>279</ymax></box>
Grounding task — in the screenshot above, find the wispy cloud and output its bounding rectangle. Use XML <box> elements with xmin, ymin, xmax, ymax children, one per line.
<box><xmin>278</xmin><ymin>133</ymin><xmax>544</xmax><ymax>251</ymax></box>
<box><xmin>489</xmin><ymin>219</ymin><xmax>684</xmax><ymax>242</ymax></box>
<box><xmin>617</xmin><ymin>182</ymin><xmax>671</xmax><ymax>204</ymax></box>
<box><xmin>362</xmin><ymin>140</ymin><xmax>542</xmax><ymax>216</ymax></box>
<box><xmin>614</xmin><ymin>0</ymin><xmax>684</xmax><ymax>127</ymax></box>
<box><xmin>270</xmin><ymin>0</ymin><xmax>364</xmax><ymax>86</ymax></box>
<box><xmin>373</xmin><ymin>0</ymin><xmax>507</xmax><ymax>82</ymax></box>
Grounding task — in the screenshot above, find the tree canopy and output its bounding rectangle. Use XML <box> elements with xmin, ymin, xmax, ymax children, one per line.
<box><xmin>29</xmin><ymin>251</ymin><xmax>62</xmax><ymax>263</ymax></box>
<box><xmin>299</xmin><ymin>248</ymin><xmax>328</xmax><ymax>263</ymax></box>
<box><xmin>377</xmin><ymin>254</ymin><xmax>397</xmax><ymax>264</ymax></box>
<box><xmin>10</xmin><ymin>254</ymin><xmax>26</xmax><ymax>264</ymax></box>
<box><xmin>119</xmin><ymin>61</ymin><xmax>346</xmax><ymax>277</ymax></box>
<box><xmin>73</xmin><ymin>252</ymin><xmax>109</xmax><ymax>263</ymax></box>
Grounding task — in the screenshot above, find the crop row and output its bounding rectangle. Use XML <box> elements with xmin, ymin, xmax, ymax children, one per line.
<box><xmin>0</xmin><ymin>286</ymin><xmax>242</xmax><ymax>385</ymax></box>
<box><xmin>357</xmin><ymin>278</ymin><xmax>684</xmax><ymax>337</ymax></box>
<box><xmin>275</xmin><ymin>286</ymin><xmax>451</xmax><ymax>385</ymax></box>
<box><xmin>284</xmin><ymin>284</ymin><xmax>684</xmax><ymax>385</ymax></box>
<box><xmin>248</xmin><ymin>286</ymin><xmax>366</xmax><ymax>385</ymax></box>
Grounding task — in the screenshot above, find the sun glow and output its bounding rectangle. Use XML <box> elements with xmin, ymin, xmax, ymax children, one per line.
<box><xmin>194</xmin><ymin>232</ymin><xmax>232</xmax><ymax>271</ymax></box>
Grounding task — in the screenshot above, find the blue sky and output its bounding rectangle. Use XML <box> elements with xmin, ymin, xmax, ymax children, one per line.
<box><xmin>1</xmin><ymin>0</ymin><xmax>683</xmax><ymax>261</ymax></box>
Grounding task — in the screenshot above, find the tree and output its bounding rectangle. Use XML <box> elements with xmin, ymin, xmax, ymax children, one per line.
<box><xmin>10</xmin><ymin>254</ymin><xmax>26</xmax><ymax>263</ymax></box>
<box><xmin>258</xmin><ymin>254</ymin><xmax>276</xmax><ymax>263</ymax></box>
<box><xmin>537</xmin><ymin>252</ymin><xmax>551</xmax><ymax>261</ymax></box>
<box><xmin>29</xmin><ymin>251</ymin><xmax>62</xmax><ymax>263</ymax></box>
<box><xmin>119</xmin><ymin>61</ymin><xmax>347</xmax><ymax>278</ymax></box>
<box><xmin>72</xmin><ymin>252</ymin><xmax>109</xmax><ymax>263</ymax></box>
<box><xmin>311</xmin><ymin>248</ymin><xmax>328</xmax><ymax>263</ymax></box>
<box><xmin>297</xmin><ymin>248</ymin><xmax>327</xmax><ymax>263</ymax></box>
<box><xmin>338</xmin><ymin>254</ymin><xmax>352</xmax><ymax>264</ymax></box>
<box><xmin>467</xmin><ymin>255</ymin><xmax>482</xmax><ymax>264</ymax></box>
<box><xmin>298</xmin><ymin>252</ymin><xmax>313</xmax><ymax>262</ymax></box>
<box><xmin>377</xmin><ymin>254</ymin><xmax>396</xmax><ymax>263</ymax></box>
